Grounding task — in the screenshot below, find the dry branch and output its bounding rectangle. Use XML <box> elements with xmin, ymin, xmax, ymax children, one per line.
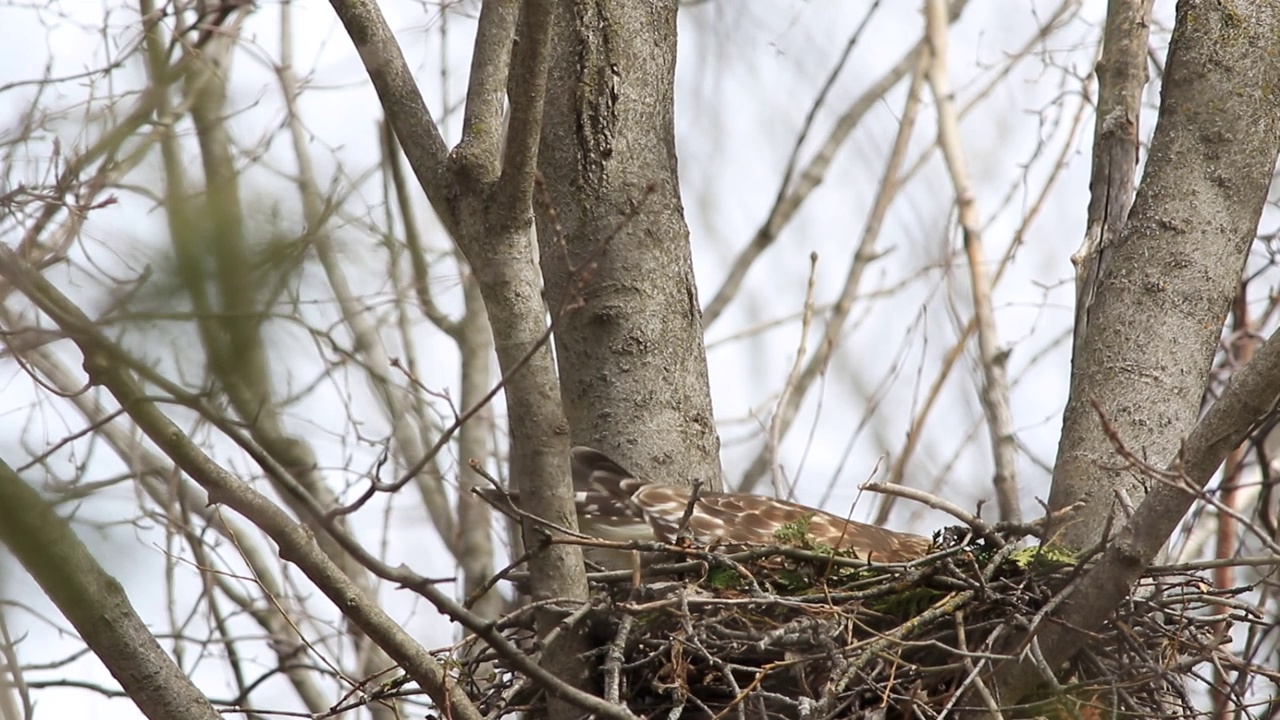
<box><xmin>924</xmin><ymin>0</ymin><xmax>1019</xmax><ymax>524</ymax></box>
<box><xmin>702</xmin><ymin>0</ymin><xmax>971</xmax><ymax>330</ymax></box>
<box><xmin>737</xmin><ymin>45</ymin><xmax>928</xmax><ymax>495</ymax></box>
<box><xmin>326</xmin><ymin>0</ymin><xmax>456</xmax><ymax>234</ymax></box>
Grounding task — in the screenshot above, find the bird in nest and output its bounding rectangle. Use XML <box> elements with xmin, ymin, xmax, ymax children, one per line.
<box><xmin>480</xmin><ymin>447</ymin><xmax>932</xmax><ymax>570</ymax></box>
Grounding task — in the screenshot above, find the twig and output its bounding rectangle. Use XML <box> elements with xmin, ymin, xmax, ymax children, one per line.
<box><xmin>465</xmin><ymin>546</ymin><xmax>536</xmax><ymax>609</ymax></box>
<box><xmin>881</xmin><ymin>0</ymin><xmax>1084</xmax><ymax>524</ymax></box>
<box><xmin>860</xmin><ymin>481</ymin><xmax>1004</xmax><ymax>550</ymax></box>
<box><xmin>532</xmin><ymin>598</ymin><xmax>597</xmax><ymax>662</ymax></box>
<box><xmin>0</xmin><ymin>243</ymin><xmax>641</xmax><ymax>720</ymax></box>
<box><xmin>768</xmin><ymin>252</ymin><xmax>819</xmax><ymax>500</ymax></box>
<box><xmin>736</xmin><ymin>41</ymin><xmax>928</xmax><ymax>494</ymax></box>
<box><xmin>701</xmin><ymin>0</ymin><xmax>972</xmax><ymax>328</ymax></box>
<box><xmin>603</xmin><ymin>615</ymin><xmax>634</xmax><ymax>705</ymax></box>
<box><xmin>993</xmin><ymin>501</ymin><xmax>1088</xmax><ymax>543</ymax></box>
<box><xmin>675</xmin><ymin>479</ymin><xmax>704</xmax><ymax>542</ymax></box>
<box><xmin>0</xmin><ymin>244</ymin><xmax>487</xmax><ymax>720</ymax></box>
<box><xmin>954</xmin><ymin>612</ymin><xmax>1005</xmax><ymax>720</ymax></box>
<box><xmin>819</xmin><ymin>589</ymin><xmax>975</xmax><ymax>715</ymax></box>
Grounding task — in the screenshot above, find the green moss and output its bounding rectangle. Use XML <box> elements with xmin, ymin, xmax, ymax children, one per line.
<box><xmin>1008</xmin><ymin>545</ymin><xmax>1077</xmax><ymax>570</ymax></box>
<box><xmin>773</xmin><ymin>568</ymin><xmax>814</xmax><ymax>593</ymax></box>
<box><xmin>868</xmin><ymin>586</ymin><xmax>944</xmax><ymax>617</ymax></box>
<box><xmin>772</xmin><ymin>513</ymin><xmax>818</xmax><ymax>547</ymax></box>
<box><xmin>629</xmin><ymin>611</ymin><xmax>668</xmax><ymax>632</ymax></box>
<box><xmin>707</xmin><ymin>566</ymin><xmax>742</xmax><ymax>590</ymax></box>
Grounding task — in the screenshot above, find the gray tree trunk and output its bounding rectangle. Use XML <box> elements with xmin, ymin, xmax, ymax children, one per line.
<box><xmin>977</xmin><ymin>0</ymin><xmax>1280</xmax><ymax>711</ymax></box>
<box><xmin>537</xmin><ymin>0</ymin><xmax>722</xmax><ymax>489</ymax></box>
<box><xmin>1048</xmin><ymin>0</ymin><xmax>1280</xmax><ymax>551</ymax></box>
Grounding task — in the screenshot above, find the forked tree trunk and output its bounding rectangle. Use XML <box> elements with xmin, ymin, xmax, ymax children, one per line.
<box><xmin>1049</xmin><ymin>0</ymin><xmax>1280</xmax><ymax>551</ymax></box>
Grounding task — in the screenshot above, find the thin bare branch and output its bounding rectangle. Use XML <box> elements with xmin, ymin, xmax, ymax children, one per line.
<box><xmin>924</xmin><ymin>0</ymin><xmax>1019</xmax><ymax>522</ymax></box>
<box><xmin>278</xmin><ymin>0</ymin><xmax>458</xmax><ymax>554</ymax></box>
<box><xmin>768</xmin><ymin>252</ymin><xmax>819</xmax><ymax>499</ymax></box>
<box><xmin>381</xmin><ymin>122</ymin><xmax>461</xmax><ymax>335</ymax></box>
<box><xmin>4</xmin><ymin>258</ymin><xmax>604</xmax><ymax>719</ymax></box>
<box><xmin>0</xmin><ymin>305</ymin><xmax>335</xmax><ymax>712</ymax></box>
<box><xmin>701</xmin><ymin>0</ymin><xmax>970</xmax><ymax>328</ymax></box>
<box><xmin>879</xmin><ymin>67</ymin><xmax>1088</xmax><ymax>524</ymax></box>
<box><xmin>736</xmin><ymin>50</ymin><xmax>928</xmax><ymax>493</ymax></box>
<box><xmin>327</xmin><ymin>0</ymin><xmax>456</xmax><ymax>234</ymax></box>
<box><xmin>0</xmin><ymin>243</ymin><xmax>485</xmax><ymax>720</ymax></box>
<box><xmin>0</xmin><ymin>457</ymin><xmax>222</xmax><ymax>720</ymax></box>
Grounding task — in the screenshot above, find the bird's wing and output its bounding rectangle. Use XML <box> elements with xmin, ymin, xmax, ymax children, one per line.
<box><xmin>505</xmin><ymin>447</ymin><xmax>933</xmax><ymax>563</ymax></box>
<box><xmin>632</xmin><ymin>487</ymin><xmax>932</xmax><ymax>562</ymax></box>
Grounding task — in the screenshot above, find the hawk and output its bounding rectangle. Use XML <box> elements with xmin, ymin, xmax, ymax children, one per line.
<box><xmin>485</xmin><ymin>447</ymin><xmax>931</xmax><ymax>570</ymax></box>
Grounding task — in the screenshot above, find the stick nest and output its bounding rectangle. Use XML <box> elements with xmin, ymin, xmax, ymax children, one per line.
<box><xmin>462</xmin><ymin>529</ymin><xmax>1260</xmax><ymax>719</ymax></box>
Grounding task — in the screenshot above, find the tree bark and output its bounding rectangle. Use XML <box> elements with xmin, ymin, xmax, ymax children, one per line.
<box><xmin>537</xmin><ymin>0</ymin><xmax>721</xmax><ymax>488</ymax></box>
<box><xmin>1070</xmin><ymin>0</ymin><xmax>1153</xmax><ymax>364</ymax></box>
<box><xmin>1048</xmin><ymin>0</ymin><xmax>1280</xmax><ymax>551</ymax></box>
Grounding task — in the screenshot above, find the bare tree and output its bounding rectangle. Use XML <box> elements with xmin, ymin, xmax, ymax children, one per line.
<box><xmin>1</xmin><ymin>0</ymin><xmax>1279</xmax><ymax>718</ymax></box>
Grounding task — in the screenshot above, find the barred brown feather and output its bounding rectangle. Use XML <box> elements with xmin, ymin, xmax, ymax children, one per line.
<box><xmin>480</xmin><ymin>447</ymin><xmax>931</xmax><ymax>570</ymax></box>
<box><xmin>569</xmin><ymin>447</ymin><xmax>931</xmax><ymax>563</ymax></box>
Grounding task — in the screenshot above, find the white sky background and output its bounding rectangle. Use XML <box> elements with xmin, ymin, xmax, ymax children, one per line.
<box><xmin>0</xmin><ymin>0</ymin><xmax>1202</xmax><ymax>717</ymax></box>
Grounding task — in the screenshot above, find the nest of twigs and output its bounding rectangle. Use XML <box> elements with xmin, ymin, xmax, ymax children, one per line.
<box><xmin>461</xmin><ymin>529</ymin><xmax>1259</xmax><ymax>719</ymax></box>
